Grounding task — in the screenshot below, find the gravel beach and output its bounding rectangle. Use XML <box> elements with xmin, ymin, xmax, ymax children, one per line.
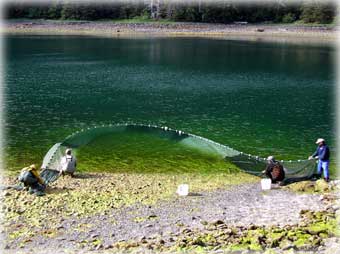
<box><xmin>2</xmin><ymin>173</ymin><xmax>339</xmax><ymax>253</ymax></box>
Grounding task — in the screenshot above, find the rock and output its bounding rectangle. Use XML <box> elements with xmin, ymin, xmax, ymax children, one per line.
<box><xmin>192</xmin><ymin>238</ymin><xmax>205</xmax><ymax>246</ymax></box>
<box><xmin>212</xmin><ymin>220</ymin><xmax>224</xmax><ymax>226</ymax></box>
<box><xmin>169</xmin><ymin>237</ymin><xmax>176</xmax><ymax>242</ymax></box>
<box><xmin>104</xmin><ymin>244</ymin><xmax>113</xmax><ymax>249</ymax></box>
<box><xmin>332</xmin><ymin>205</ymin><xmax>340</xmax><ymax>211</ymax></box>
<box><xmin>308</xmin><ymin>226</ymin><xmax>328</xmax><ymax>236</ymax></box>
<box><xmin>148</xmin><ymin>214</ymin><xmax>158</xmax><ymax>219</ymax></box>
<box><xmin>315</xmin><ymin>180</ymin><xmax>330</xmax><ymax>192</ymax></box>
<box><xmin>181</xmin><ymin>228</ymin><xmax>192</xmax><ymax>234</ymax></box>
<box><xmin>279</xmin><ymin>239</ymin><xmax>295</xmax><ymax>250</ymax></box>
<box><xmin>146</xmin><ymin>243</ymin><xmax>154</xmax><ymax>249</ymax></box>
<box><xmin>95</xmin><ymin>244</ymin><xmax>103</xmax><ymax>250</ymax></box>
<box><xmin>4</xmin><ymin>191</ymin><xmax>11</xmax><ymax>197</ymax></box>
<box><xmin>140</xmin><ymin>236</ymin><xmax>147</xmax><ymax>244</ymax></box>
<box><xmin>16</xmin><ymin>208</ymin><xmax>26</xmax><ymax>214</ymax></box>
<box><xmin>224</xmin><ymin>228</ymin><xmax>233</xmax><ymax>235</ymax></box>
<box><xmin>200</xmin><ymin>220</ymin><xmax>208</xmax><ymax>226</ymax></box>
<box><xmin>248</xmin><ymin>224</ymin><xmax>258</xmax><ymax>230</ymax></box>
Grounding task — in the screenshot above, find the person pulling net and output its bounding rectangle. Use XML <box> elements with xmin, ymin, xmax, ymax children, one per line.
<box><xmin>59</xmin><ymin>148</ymin><xmax>77</xmax><ymax>177</ymax></box>
<box><xmin>262</xmin><ymin>156</ymin><xmax>285</xmax><ymax>185</ymax></box>
<box><xmin>40</xmin><ymin>123</ymin><xmax>319</xmax><ymax>186</ymax></box>
<box><xmin>40</xmin><ymin>148</ymin><xmax>77</xmax><ymax>184</ymax></box>
<box><xmin>18</xmin><ymin>164</ymin><xmax>46</xmax><ymax>196</ymax></box>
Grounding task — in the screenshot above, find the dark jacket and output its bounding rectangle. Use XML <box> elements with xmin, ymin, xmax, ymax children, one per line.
<box><xmin>312</xmin><ymin>145</ymin><xmax>330</xmax><ymax>161</ymax></box>
<box><xmin>265</xmin><ymin>161</ymin><xmax>285</xmax><ymax>183</ymax></box>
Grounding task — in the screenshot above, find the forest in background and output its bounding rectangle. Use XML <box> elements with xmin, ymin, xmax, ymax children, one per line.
<box><xmin>5</xmin><ymin>0</ymin><xmax>337</xmax><ymax>24</ymax></box>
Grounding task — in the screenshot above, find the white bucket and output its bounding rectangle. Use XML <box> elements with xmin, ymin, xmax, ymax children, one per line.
<box><xmin>261</xmin><ymin>179</ymin><xmax>272</xmax><ymax>190</ymax></box>
<box><xmin>177</xmin><ymin>184</ymin><xmax>189</xmax><ymax>196</ymax></box>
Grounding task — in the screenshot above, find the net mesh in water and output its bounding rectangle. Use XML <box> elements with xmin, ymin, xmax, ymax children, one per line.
<box><xmin>40</xmin><ymin>123</ymin><xmax>316</xmax><ymax>184</ymax></box>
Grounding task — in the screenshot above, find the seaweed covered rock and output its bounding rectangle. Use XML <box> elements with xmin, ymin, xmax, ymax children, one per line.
<box><xmin>315</xmin><ymin>180</ymin><xmax>331</xmax><ymax>192</ymax></box>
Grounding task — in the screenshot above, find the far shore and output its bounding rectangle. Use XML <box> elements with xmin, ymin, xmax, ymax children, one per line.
<box><xmin>2</xmin><ymin>19</ymin><xmax>338</xmax><ymax>44</ymax></box>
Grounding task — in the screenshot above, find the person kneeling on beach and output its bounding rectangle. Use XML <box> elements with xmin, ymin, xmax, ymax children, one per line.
<box><xmin>18</xmin><ymin>164</ymin><xmax>46</xmax><ymax>196</ymax></box>
<box><xmin>263</xmin><ymin>156</ymin><xmax>285</xmax><ymax>185</ymax></box>
<box><xmin>59</xmin><ymin>148</ymin><xmax>77</xmax><ymax>177</ymax></box>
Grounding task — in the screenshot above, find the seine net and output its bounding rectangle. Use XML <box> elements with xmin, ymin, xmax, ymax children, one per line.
<box><xmin>40</xmin><ymin>124</ymin><xmax>316</xmax><ymax>184</ymax></box>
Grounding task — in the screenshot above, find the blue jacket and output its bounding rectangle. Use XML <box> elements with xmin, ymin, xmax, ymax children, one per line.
<box><xmin>312</xmin><ymin>145</ymin><xmax>330</xmax><ymax>161</ymax></box>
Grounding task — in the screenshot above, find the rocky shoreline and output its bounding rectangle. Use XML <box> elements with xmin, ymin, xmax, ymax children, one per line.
<box><xmin>1</xmin><ymin>173</ymin><xmax>339</xmax><ymax>253</ymax></box>
<box><xmin>3</xmin><ymin>20</ymin><xmax>337</xmax><ymax>44</ymax></box>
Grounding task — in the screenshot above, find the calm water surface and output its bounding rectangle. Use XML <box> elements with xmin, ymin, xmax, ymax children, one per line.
<box><xmin>4</xmin><ymin>36</ymin><xmax>335</xmax><ymax>172</ymax></box>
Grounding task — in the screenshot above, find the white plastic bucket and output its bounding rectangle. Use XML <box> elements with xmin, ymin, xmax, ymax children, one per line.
<box><xmin>177</xmin><ymin>184</ymin><xmax>189</xmax><ymax>196</ymax></box>
<box><xmin>261</xmin><ymin>179</ymin><xmax>272</xmax><ymax>190</ymax></box>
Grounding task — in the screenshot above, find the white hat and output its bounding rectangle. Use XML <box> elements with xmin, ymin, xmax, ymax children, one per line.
<box><xmin>315</xmin><ymin>138</ymin><xmax>325</xmax><ymax>144</ymax></box>
<box><xmin>267</xmin><ymin>155</ymin><xmax>275</xmax><ymax>161</ymax></box>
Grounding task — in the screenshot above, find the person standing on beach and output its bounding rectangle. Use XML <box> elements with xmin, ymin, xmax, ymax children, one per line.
<box><xmin>59</xmin><ymin>148</ymin><xmax>77</xmax><ymax>177</ymax></box>
<box><xmin>309</xmin><ymin>138</ymin><xmax>330</xmax><ymax>182</ymax></box>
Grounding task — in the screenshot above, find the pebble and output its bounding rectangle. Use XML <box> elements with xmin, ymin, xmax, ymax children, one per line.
<box><xmin>4</xmin><ymin>191</ymin><xmax>11</xmax><ymax>196</ymax></box>
<box><xmin>104</xmin><ymin>244</ymin><xmax>113</xmax><ymax>249</ymax></box>
<box><xmin>95</xmin><ymin>244</ymin><xmax>103</xmax><ymax>250</ymax></box>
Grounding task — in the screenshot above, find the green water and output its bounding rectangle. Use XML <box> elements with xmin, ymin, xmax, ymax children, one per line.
<box><xmin>5</xmin><ymin>35</ymin><xmax>336</xmax><ymax>173</ymax></box>
<box><xmin>76</xmin><ymin>130</ymin><xmax>238</xmax><ymax>174</ymax></box>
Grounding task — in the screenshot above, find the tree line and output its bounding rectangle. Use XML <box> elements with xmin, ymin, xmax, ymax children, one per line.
<box><xmin>5</xmin><ymin>0</ymin><xmax>337</xmax><ymax>24</ymax></box>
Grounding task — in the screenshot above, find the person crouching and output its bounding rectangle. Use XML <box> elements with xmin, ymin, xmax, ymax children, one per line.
<box><xmin>18</xmin><ymin>164</ymin><xmax>46</xmax><ymax>196</ymax></box>
<box><xmin>263</xmin><ymin>156</ymin><xmax>285</xmax><ymax>185</ymax></box>
<box><xmin>59</xmin><ymin>148</ymin><xmax>77</xmax><ymax>177</ymax></box>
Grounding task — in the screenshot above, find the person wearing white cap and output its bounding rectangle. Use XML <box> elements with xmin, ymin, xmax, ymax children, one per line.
<box><xmin>59</xmin><ymin>148</ymin><xmax>77</xmax><ymax>177</ymax></box>
<box><xmin>262</xmin><ymin>155</ymin><xmax>285</xmax><ymax>185</ymax></box>
<box><xmin>308</xmin><ymin>138</ymin><xmax>330</xmax><ymax>182</ymax></box>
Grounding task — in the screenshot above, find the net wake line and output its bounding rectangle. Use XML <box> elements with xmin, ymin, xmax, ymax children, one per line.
<box><xmin>40</xmin><ymin>123</ymin><xmax>317</xmax><ymax>184</ymax></box>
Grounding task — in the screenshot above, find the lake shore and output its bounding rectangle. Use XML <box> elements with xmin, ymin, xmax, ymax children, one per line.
<box><xmin>3</xmin><ymin>19</ymin><xmax>338</xmax><ymax>44</ymax></box>
<box><xmin>2</xmin><ymin>172</ymin><xmax>340</xmax><ymax>253</ymax></box>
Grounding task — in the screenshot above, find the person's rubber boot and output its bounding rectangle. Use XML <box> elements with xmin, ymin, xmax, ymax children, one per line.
<box><xmin>35</xmin><ymin>191</ymin><xmax>45</xmax><ymax>196</ymax></box>
<box><xmin>312</xmin><ymin>174</ymin><xmax>322</xmax><ymax>181</ymax></box>
<box><xmin>324</xmin><ymin>177</ymin><xmax>330</xmax><ymax>183</ymax></box>
<box><xmin>13</xmin><ymin>182</ymin><xmax>25</xmax><ymax>191</ymax></box>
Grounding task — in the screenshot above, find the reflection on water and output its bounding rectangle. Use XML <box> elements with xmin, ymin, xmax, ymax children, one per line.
<box><xmin>4</xmin><ymin>35</ymin><xmax>335</xmax><ymax>171</ymax></box>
